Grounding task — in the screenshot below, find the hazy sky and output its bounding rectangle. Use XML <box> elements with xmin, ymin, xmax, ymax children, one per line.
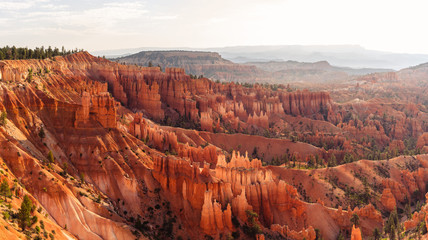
<box><xmin>1</xmin><ymin>0</ymin><xmax>428</xmax><ymax>53</ymax></box>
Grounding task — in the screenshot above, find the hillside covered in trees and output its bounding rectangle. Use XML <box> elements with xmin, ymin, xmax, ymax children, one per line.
<box><xmin>0</xmin><ymin>46</ymin><xmax>83</xmax><ymax>60</ymax></box>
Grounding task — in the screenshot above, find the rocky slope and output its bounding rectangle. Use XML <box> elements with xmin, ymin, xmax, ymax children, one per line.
<box><xmin>249</xmin><ymin>60</ymin><xmax>392</xmax><ymax>83</ymax></box>
<box><xmin>0</xmin><ymin>52</ymin><xmax>426</xmax><ymax>240</ymax></box>
<box><xmin>114</xmin><ymin>51</ymin><xmax>269</xmax><ymax>83</ymax></box>
<box><xmin>114</xmin><ymin>51</ymin><xmax>391</xmax><ymax>84</ymax></box>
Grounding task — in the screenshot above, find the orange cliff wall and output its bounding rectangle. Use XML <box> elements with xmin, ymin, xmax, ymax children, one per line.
<box><xmin>75</xmin><ymin>91</ymin><xmax>117</xmax><ymax>129</ymax></box>
<box><xmin>0</xmin><ymin>52</ymin><xmax>337</xmax><ymax>131</ymax></box>
<box><xmin>280</xmin><ymin>90</ymin><xmax>332</xmax><ymax>117</ymax></box>
<box><xmin>128</xmin><ymin>113</ymin><xmax>178</xmax><ymax>151</ymax></box>
<box><xmin>0</xmin><ymin>52</ymin><xmax>399</xmax><ymax>240</ymax></box>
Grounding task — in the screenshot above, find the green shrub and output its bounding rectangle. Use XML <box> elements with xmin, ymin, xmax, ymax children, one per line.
<box><xmin>242</xmin><ymin>210</ymin><xmax>262</xmax><ymax>237</ymax></box>
<box><xmin>2</xmin><ymin>211</ymin><xmax>10</xmax><ymax>220</ymax></box>
<box><xmin>0</xmin><ymin>111</ymin><xmax>7</xmax><ymax>126</ymax></box>
<box><xmin>47</xmin><ymin>151</ymin><xmax>54</xmax><ymax>163</ymax></box>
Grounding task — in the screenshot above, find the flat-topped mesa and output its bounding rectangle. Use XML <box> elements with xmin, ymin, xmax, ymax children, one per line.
<box><xmin>74</xmin><ymin>91</ymin><xmax>117</xmax><ymax>128</ymax></box>
<box><xmin>356</xmin><ymin>71</ymin><xmax>398</xmax><ymax>83</ymax></box>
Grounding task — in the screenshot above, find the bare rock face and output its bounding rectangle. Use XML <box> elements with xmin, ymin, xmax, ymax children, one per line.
<box><xmin>200</xmin><ymin>190</ymin><xmax>234</xmax><ymax>235</ymax></box>
<box><xmin>129</xmin><ymin>113</ymin><xmax>179</xmax><ymax>151</ymax></box>
<box><xmin>200</xmin><ymin>111</ymin><xmax>214</xmax><ymax>132</ymax></box>
<box><xmin>247</xmin><ymin>111</ymin><xmax>269</xmax><ymax>129</ymax></box>
<box><xmin>417</xmin><ymin>132</ymin><xmax>428</xmax><ymax>152</ymax></box>
<box><xmin>1</xmin><ymin>52</ymin><xmax>428</xmax><ymax>239</ymax></box>
<box><xmin>2</xmin><ymin>52</ymin><xmax>336</xmax><ymax>136</ymax></box>
<box><xmin>406</xmin><ymin>193</ymin><xmax>428</xmax><ymax>231</ymax></box>
<box><xmin>280</xmin><ymin>90</ymin><xmax>332</xmax><ymax>117</ymax></box>
<box><xmin>270</xmin><ymin>224</ymin><xmax>316</xmax><ymax>240</ymax></box>
<box><xmin>351</xmin><ymin>225</ymin><xmax>362</xmax><ymax>240</ymax></box>
<box><xmin>380</xmin><ymin>188</ymin><xmax>397</xmax><ymax>212</ymax></box>
<box><xmin>426</xmin><ymin>194</ymin><xmax>428</xmax><ymax>236</ymax></box>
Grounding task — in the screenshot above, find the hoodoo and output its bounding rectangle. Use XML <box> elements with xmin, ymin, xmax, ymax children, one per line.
<box><xmin>0</xmin><ymin>50</ymin><xmax>426</xmax><ymax>240</ymax></box>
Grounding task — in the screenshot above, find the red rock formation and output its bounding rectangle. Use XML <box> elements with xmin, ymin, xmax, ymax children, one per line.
<box><xmin>178</xmin><ymin>144</ymin><xmax>218</xmax><ymax>166</ymax></box>
<box><xmin>417</xmin><ymin>133</ymin><xmax>428</xmax><ymax>152</ymax></box>
<box><xmin>1</xmin><ymin>52</ymin><xmax>428</xmax><ymax>240</ymax></box>
<box><xmin>256</xmin><ymin>234</ymin><xmax>265</xmax><ymax>240</ymax></box>
<box><xmin>382</xmin><ymin>179</ymin><xmax>408</xmax><ymax>203</ymax></box>
<box><xmin>405</xmin><ymin>193</ymin><xmax>428</xmax><ymax>231</ymax></box>
<box><xmin>200</xmin><ymin>190</ymin><xmax>234</xmax><ymax>234</ymax></box>
<box><xmin>90</xmin><ymin>92</ymin><xmax>117</xmax><ymax>128</ymax></box>
<box><xmin>129</xmin><ymin>114</ymin><xmax>178</xmax><ymax>151</ymax></box>
<box><xmin>247</xmin><ymin>111</ymin><xmax>269</xmax><ymax>129</ymax></box>
<box><xmin>280</xmin><ymin>90</ymin><xmax>332</xmax><ymax>117</ymax></box>
<box><xmin>0</xmin><ymin>52</ymin><xmax>341</xmax><ymax>138</ymax></box>
<box><xmin>133</xmin><ymin>80</ymin><xmax>164</xmax><ymax>120</ymax></box>
<box><xmin>380</xmin><ymin>188</ymin><xmax>396</xmax><ymax>212</ymax></box>
<box><xmin>351</xmin><ymin>225</ymin><xmax>362</xmax><ymax>240</ymax></box>
<box><xmin>271</xmin><ymin>224</ymin><xmax>316</xmax><ymax>240</ymax></box>
<box><xmin>389</xmin><ymin>139</ymin><xmax>405</xmax><ymax>152</ymax></box>
<box><xmin>200</xmin><ymin>111</ymin><xmax>213</xmax><ymax>132</ymax></box>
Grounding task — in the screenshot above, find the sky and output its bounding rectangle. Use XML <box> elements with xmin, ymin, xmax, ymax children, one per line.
<box><xmin>1</xmin><ymin>0</ymin><xmax>428</xmax><ymax>54</ymax></box>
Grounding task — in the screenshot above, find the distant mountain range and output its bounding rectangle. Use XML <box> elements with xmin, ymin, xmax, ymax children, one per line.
<box><xmin>92</xmin><ymin>45</ymin><xmax>428</xmax><ymax>70</ymax></box>
<box><xmin>114</xmin><ymin>50</ymin><xmax>393</xmax><ymax>83</ymax></box>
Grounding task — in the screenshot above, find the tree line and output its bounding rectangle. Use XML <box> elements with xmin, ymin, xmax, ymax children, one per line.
<box><xmin>0</xmin><ymin>46</ymin><xmax>84</xmax><ymax>60</ymax></box>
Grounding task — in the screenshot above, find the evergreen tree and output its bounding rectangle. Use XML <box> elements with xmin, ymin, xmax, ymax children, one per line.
<box><xmin>0</xmin><ymin>179</ymin><xmax>11</xmax><ymax>201</ymax></box>
<box><xmin>350</xmin><ymin>213</ymin><xmax>359</xmax><ymax>227</ymax></box>
<box><xmin>47</xmin><ymin>151</ymin><xmax>54</xmax><ymax>163</ymax></box>
<box><xmin>18</xmin><ymin>195</ymin><xmax>33</xmax><ymax>230</ymax></box>
<box><xmin>26</xmin><ymin>68</ymin><xmax>33</xmax><ymax>83</ymax></box>
<box><xmin>328</xmin><ymin>154</ymin><xmax>337</xmax><ymax>167</ymax></box>
<box><xmin>39</xmin><ymin>126</ymin><xmax>46</xmax><ymax>139</ymax></box>
<box><xmin>0</xmin><ymin>111</ymin><xmax>6</xmax><ymax>126</ymax></box>
<box><xmin>336</xmin><ymin>230</ymin><xmax>345</xmax><ymax>240</ymax></box>
<box><xmin>0</xmin><ymin>46</ymin><xmax>81</xmax><ymax>60</ymax></box>
<box><xmin>373</xmin><ymin>228</ymin><xmax>381</xmax><ymax>240</ymax></box>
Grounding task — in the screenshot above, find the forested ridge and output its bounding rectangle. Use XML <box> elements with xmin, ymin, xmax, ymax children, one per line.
<box><xmin>0</xmin><ymin>46</ymin><xmax>83</xmax><ymax>60</ymax></box>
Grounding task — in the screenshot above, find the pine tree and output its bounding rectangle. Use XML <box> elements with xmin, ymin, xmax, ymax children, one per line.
<box><xmin>328</xmin><ymin>154</ymin><xmax>337</xmax><ymax>167</ymax></box>
<box><xmin>47</xmin><ymin>151</ymin><xmax>54</xmax><ymax>163</ymax></box>
<box><xmin>350</xmin><ymin>213</ymin><xmax>359</xmax><ymax>227</ymax></box>
<box><xmin>0</xmin><ymin>111</ymin><xmax>6</xmax><ymax>126</ymax></box>
<box><xmin>38</xmin><ymin>126</ymin><xmax>46</xmax><ymax>139</ymax></box>
<box><xmin>18</xmin><ymin>195</ymin><xmax>33</xmax><ymax>230</ymax></box>
<box><xmin>373</xmin><ymin>228</ymin><xmax>381</xmax><ymax>240</ymax></box>
<box><xmin>0</xmin><ymin>179</ymin><xmax>11</xmax><ymax>201</ymax></box>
